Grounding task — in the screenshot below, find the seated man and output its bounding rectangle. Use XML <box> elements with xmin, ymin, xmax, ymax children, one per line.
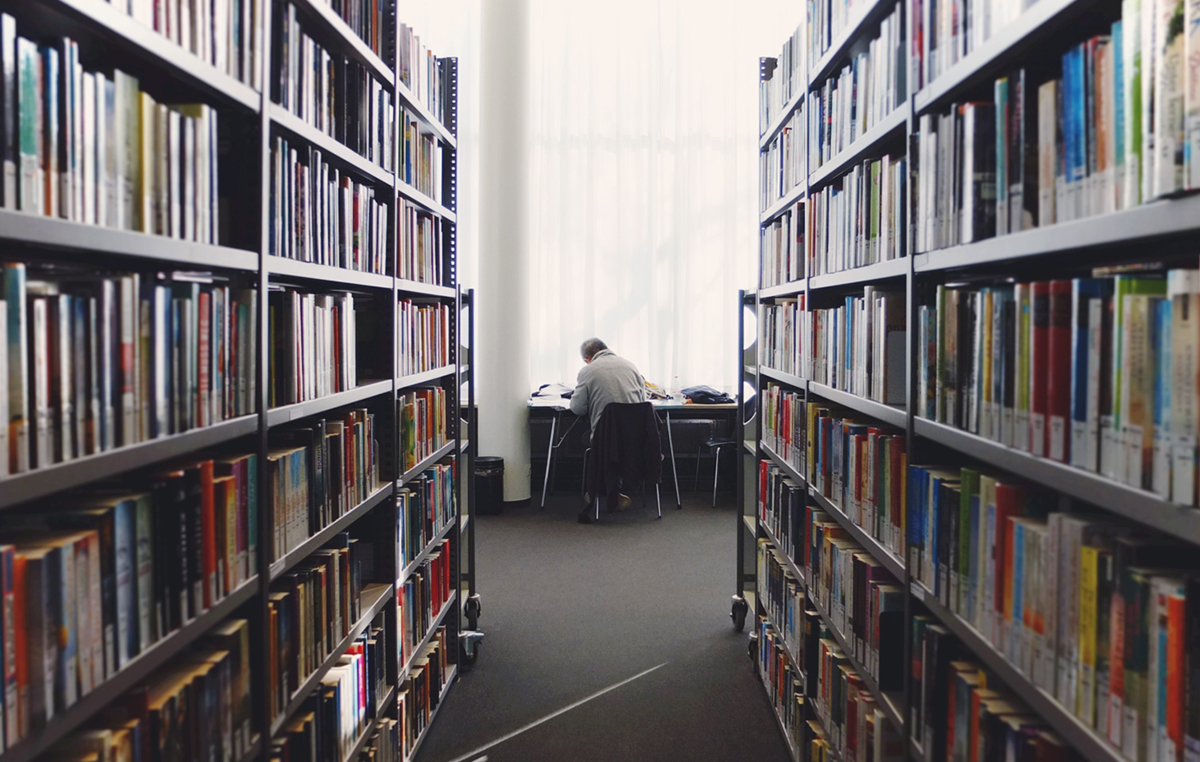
<box><xmin>570</xmin><ymin>338</ymin><xmax>647</xmax><ymax>518</ymax></box>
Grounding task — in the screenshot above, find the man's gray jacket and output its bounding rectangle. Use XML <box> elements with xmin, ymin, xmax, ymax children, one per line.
<box><xmin>570</xmin><ymin>349</ymin><xmax>647</xmax><ymax>432</ymax></box>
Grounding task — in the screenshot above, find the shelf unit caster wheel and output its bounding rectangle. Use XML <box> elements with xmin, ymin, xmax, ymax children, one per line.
<box><xmin>746</xmin><ymin>629</ymin><xmax>758</xmax><ymax>661</ymax></box>
<box><xmin>465</xmin><ymin>594</ymin><xmax>482</xmax><ymax>621</ymax></box>
<box><xmin>731</xmin><ymin>594</ymin><xmax>749</xmax><ymax>632</ymax></box>
<box><xmin>460</xmin><ymin>630</ymin><xmax>484</xmax><ymax>671</ymax></box>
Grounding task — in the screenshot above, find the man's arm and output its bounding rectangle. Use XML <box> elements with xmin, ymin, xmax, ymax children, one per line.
<box><xmin>569</xmin><ymin>374</ymin><xmax>589</xmax><ymax>417</ymax></box>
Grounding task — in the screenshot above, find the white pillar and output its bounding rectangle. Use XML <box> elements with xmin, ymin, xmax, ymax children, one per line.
<box><xmin>478</xmin><ymin>0</ymin><xmax>531</xmax><ymax>501</ymax></box>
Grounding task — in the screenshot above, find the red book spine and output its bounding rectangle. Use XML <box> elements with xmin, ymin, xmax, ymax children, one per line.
<box><xmin>1047</xmin><ymin>280</ymin><xmax>1073</xmax><ymax>462</ymax></box>
<box><xmin>12</xmin><ymin>555</ymin><xmax>25</xmax><ymax>741</ymax></box>
<box><xmin>1030</xmin><ymin>281</ymin><xmax>1051</xmax><ymax>458</ymax></box>
<box><xmin>759</xmin><ymin>460</ymin><xmax>769</xmax><ymax>522</ymax></box>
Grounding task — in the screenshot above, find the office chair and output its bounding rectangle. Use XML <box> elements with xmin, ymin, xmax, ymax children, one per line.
<box><xmin>694</xmin><ymin>421</ymin><xmax>737</xmax><ymax>508</ymax></box>
<box><xmin>579</xmin><ymin>402</ymin><xmax>663</xmax><ymax>522</ymax></box>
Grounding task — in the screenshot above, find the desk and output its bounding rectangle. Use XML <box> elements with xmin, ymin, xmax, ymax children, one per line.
<box><xmin>528</xmin><ymin>397</ymin><xmax>739</xmax><ymax>509</ymax></box>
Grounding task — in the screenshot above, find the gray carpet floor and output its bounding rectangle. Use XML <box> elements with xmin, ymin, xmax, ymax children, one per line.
<box><xmin>412</xmin><ymin>491</ymin><xmax>790</xmax><ymax>762</ymax></box>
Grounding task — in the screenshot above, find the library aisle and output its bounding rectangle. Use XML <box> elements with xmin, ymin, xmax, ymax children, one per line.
<box><xmin>414</xmin><ymin>495</ymin><xmax>789</xmax><ymax>762</ymax></box>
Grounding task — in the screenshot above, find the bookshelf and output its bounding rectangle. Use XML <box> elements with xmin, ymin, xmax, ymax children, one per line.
<box><xmin>750</xmin><ymin>0</ymin><xmax>1200</xmax><ymax>759</ymax></box>
<box><xmin>0</xmin><ymin>2</ymin><xmax>474</xmax><ymax>760</ymax></box>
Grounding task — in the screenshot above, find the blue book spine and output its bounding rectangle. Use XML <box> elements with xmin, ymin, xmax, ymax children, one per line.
<box><xmin>1011</xmin><ymin>521</ymin><xmax>1026</xmax><ymax>665</ymax></box>
<box><xmin>113</xmin><ymin>498</ymin><xmax>135</xmax><ymax>669</ymax></box>
<box><xmin>1113</xmin><ymin>22</ymin><xmax>1126</xmax><ymax>173</ymax></box>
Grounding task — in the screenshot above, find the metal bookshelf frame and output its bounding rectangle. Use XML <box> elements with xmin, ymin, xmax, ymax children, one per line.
<box><xmin>0</xmin><ymin>2</ymin><xmax>472</xmax><ymax>759</ymax></box>
<box><xmin>747</xmin><ymin>0</ymin><xmax>1200</xmax><ymax>758</ymax></box>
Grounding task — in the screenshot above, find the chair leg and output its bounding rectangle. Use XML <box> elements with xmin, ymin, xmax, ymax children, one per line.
<box><xmin>694</xmin><ymin>445</ymin><xmax>703</xmax><ymax>492</ymax></box>
<box><xmin>655</xmin><ymin>484</ymin><xmax>661</xmax><ymax>519</ymax></box>
<box><xmin>712</xmin><ymin>445</ymin><xmax>723</xmax><ymax>508</ymax></box>
<box><xmin>580</xmin><ymin>448</ymin><xmax>590</xmax><ymax>505</ymax></box>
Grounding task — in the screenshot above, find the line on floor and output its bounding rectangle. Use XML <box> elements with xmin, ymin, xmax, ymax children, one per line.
<box><xmin>444</xmin><ymin>661</ymin><xmax>670</xmax><ymax>762</ymax></box>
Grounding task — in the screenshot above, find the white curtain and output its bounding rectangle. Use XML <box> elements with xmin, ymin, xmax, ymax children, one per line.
<box><xmin>395</xmin><ymin>0</ymin><xmax>802</xmax><ymax>394</ymax></box>
<box><xmin>527</xmin><ymin>0</ymin><xmax>801</xmax><ymax>394</ymax></box>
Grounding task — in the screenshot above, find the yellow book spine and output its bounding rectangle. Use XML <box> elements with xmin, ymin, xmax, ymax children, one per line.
<box><xmin>1078</xmin><ymin>545</ymin><xmax>1099</xmax><ymax>724</ymax></box>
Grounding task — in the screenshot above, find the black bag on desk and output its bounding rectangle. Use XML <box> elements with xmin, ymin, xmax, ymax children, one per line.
<box><xmin>680</xmin><ymin>385</ymin><xmax>733</xmax><ymax>404</ymax></box>
<box><xmin>533</xmin><ymin>382</ymin><xmax>574</xmax><ymax>398</ymax></box>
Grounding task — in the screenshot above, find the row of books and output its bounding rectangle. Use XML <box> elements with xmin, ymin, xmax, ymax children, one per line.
<box><xmin>808</xmin><ymin>4</ymin><xmax>906</xmax><ymax>174</ymax></box>
<box><xmin>811</xmin><ymin>624</ymin><xmax>904</xmax><ymax>761</ymax></box>
<box><xmin>268</xmin><ymin>289</ymin><xmax>359</xmax><ymax>408</ymax></box>
<box><xmin>805</xmin><ymin>0</ymin><xmax>873</xmax><ymax>74</ymax></box>
<box><xmin>807</xmin><ymin>152</ymin><xmax>907</xmax><ymax>276</ymax></box>
<box><xmin>114</xmin><ymin>0</ymin><xmax>262</xmax><ymax>90</ymax></box>
<box><xmin>273</xmin><ymin>616</ymin><xmax>389</xmax><ymax>762</ymax></box>
<box><xmin>316</xmin><ymin>0</ymin><xmax>390</xmax><ymax>62</ymax></box>
<box><xmin>398</xmin><ymin>460</ymin><xmax>456</xmax><ymax>570</ymax></box>
<box><xmin>352</xmin><ymin>718</ymin><xmax>401</xmax><ymax>762</ymax></box>
<box><xmin>918</xmin><ymin>271</ymin><xmax>1200</xmax><ymax>502</ymax></box>
<box><xmin>757</xmin><ymin>613</ymin><xmax>807</xmax><ymax>752</ymax></box>
<box><xmin>806</xmin><ymin>406</ymin><xmax>907</xmax><ymax>559</ymax></box>
<box><xmin>759</xmin><ymin>22</ymin><xmax>803</xmax><ymax>133</ymax></box>
<box><xmin>761</xmin><ymin>296</ymin><xmax>805</xmax><ymax>378</ymax></box>
<box><xmin>399</xmin><ymin>388</ymin><xmax>447</xmax><ymax>474</ymax></box>
<box><xmin>399</xmin><ymin>629</ymin><xmax>450</xmax><ymax>759</ymax></box>
<box><xmin>269</xmin><ymin>137</ymin><xmax>390</xmax><ymax>274</ymax></box>
<box><xmin>907</xmin><ymin>463</ymin><xmax>1200</xmax><ymax>762</ymax></box>
<box><xmin>397</xmin><ymin>299</ymin><xmax>450</xmax><ymax>377</ymax></box>
<box><xmin>763</xmin><ymin>382</ymin><xmax>804</xmax><ymax>473</ymax></box>
<box><xmin>0</xmin><ymin>23</ymin><xmax>222</xmax><ymax>243</ymax></box>
<box><xmin>1</xmin><ymin>265</ymin><xmax>258</xmax><ymax>476</ymax></box>
<box><xmin>266</xmin><ymin>533</ymin><xmax>365</xmax><ymax>724</ymax></box>
<box><xmin>911</xmin><ymin>0</ymin><xmax>1027</xmax><ymax>93</ymax></box>
<box><xmin>805</xmin><ymin>505</ymin><xmax>905</xmax><ymax>693</ymax></box>
<box><xmin>267</xmin><ymin>412</ymin><xmax>380</xmax><ymax>563</ymax></box>
<box><xmin>398</xmin><ymin>546</ymin><xmax>451</xmax><ymax>670</ymax></box>
<box><xmin>399</xmin><ymin>199</ymin><xmax>444</xmax><ymax>285</ymax></box>
<box><xmin>47</xmin><ymin>618</ymin><xmax>253</xmax><ymax>762</ymax></box>
<box><xmin>805</xmin><ymin>288</ymin><xmax>906</xmax><ymax>405</ymax></box>
<box><xmin>0</xmin><ymin>454</ymin><xmax>257</xmax><ymax>743</ymax></box>
<box><xmin>761</xmin><ymin>201</ymin><xmax>805</xmax><ymax>288</ymax></box>
<box><xmin>398</xmin><ymin>25</ymin><xmax>451</xmax><ymax>127</ymax></box>
<box><xmin>273</xmin><ymin>2</ymin><xmax>393</xmax><ymax>170</ymax></box>
<box><xmin>761</xmin><ymin>108</ymin><xmax>805</xmax><ymax>213</ymax></box>
<box><xmin>916</xmin><ymin>8</ymin><xmax>1200</xmax><ymax>257</ymax></box>
<box><xmin>911</xmin><ymin>621</ymin><xmax>1087</xmax><ymax>762</ymax></box>
<box><xmin>758</xmin><ymin>538</ymin><xmax>805</xmax><ymax>663</ymax></box>
<box><xmin>400</xmin><ymin>108</ymin><xmax>443</xmax><ymax>201</ymax></box>
<box><xmin>760</xmin><ymin>461</ymin><xmax>807</xmax><ymax>569</ymax></box>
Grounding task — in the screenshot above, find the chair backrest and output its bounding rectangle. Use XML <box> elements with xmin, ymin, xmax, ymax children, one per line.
<box><xmin>589</xmin><ymin>402</ymin><xmax>662</xmax><ymax>489</ymax></box>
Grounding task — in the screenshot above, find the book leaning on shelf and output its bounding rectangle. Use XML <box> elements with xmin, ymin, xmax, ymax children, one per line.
<box><xmin>807</xmin><ymin>4</ymin><xmax>906</xmax><ymax>175</ymax></box>
<box><xmin>917</xmin><ymin>269</ymin><xmax>1200</xmax><ymax>504</ymax></box>
<box><xmin>399</xmin><ymin>387</ymin><xmax>447</xmax><ymax>472</ymax></box>
<box><xmin>273</xmin><ymin>616</ymin><xmax>390</xmax><ymax>762</ymax></box>
<box><xmin>1</xmin><ymin>263</ymin><xmax>257</xmax><ymax>478</ymax></box>
<box><xmin>269</xmin><ymin>136</ymin><xmax>390</xmax><ymax>273</ymax></box>
<box><xmin>0</xmin><ymin>455</ymin><xmax>257</xmax><ymax>747</ymax></box>
<box><xmin>316</xmin><ymin>0</ymin><xmax>391</xmax><ymax>61</ymax></box>
<box><xmin>267</xmin><ymin>410</ymin><xmax>380</xmax><ymax>563</ymax></box>
<box><xmin>397</xmin><ymin>459</ymin><xmax>456</xmax><ymax>570</ymax></box>
<box><xmin>0</xmin><ymin>20</ymin><xmax>222</xmax><ymax>243</ymax></box>
<box><xmin>45</xmin><ymin>617</ymin><xmax>253</xmax><ymax>762</ymax></box>
<box><xmin>762</xmin><ymin>382</ymin><xmax>804</xmax><ymax>473</ymax></box>
<box><xmin>268</xmin><ymin>288</ymin><xmax>359</xmax><ymax>408</ymax></box>
<box><xmin>399</xmin><ymin>198</ymin><xmax>443</xmax><ymax>285</ymax></box>
<box><xmin>396</xmin><ymin>300</ymin><xmax>449</xmax><ymax>377</ymax></box>
<box><xmin>267</xmin><ymin>532</ymin><xmax>364</xmax><ymax>724</ymax></box>
<box><xmin>806</xmin><ymin>152</ymin><xmax>907</xmax><ymax>275</ymax></box>
<box><xmin>273</xmin><ymin>1</ymin><xmax>393</xmax><ymax>171</ymax></box>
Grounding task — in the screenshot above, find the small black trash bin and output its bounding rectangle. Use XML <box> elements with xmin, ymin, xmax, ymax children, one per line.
<box><xmin>476</xmin><ymin>456</ymin><xmax>505</xmax><ymax>515</ymax></box>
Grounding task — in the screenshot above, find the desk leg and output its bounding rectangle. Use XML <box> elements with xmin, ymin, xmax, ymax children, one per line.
<box><xmin>540</xmin><ymin>412</ymin><xmax>557</xmax><ymax>509</ymax></box>
<box><xmin>666</xmin><ymin>410</ymin><xmax>682</xmax><ymax>508</ymax></box>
